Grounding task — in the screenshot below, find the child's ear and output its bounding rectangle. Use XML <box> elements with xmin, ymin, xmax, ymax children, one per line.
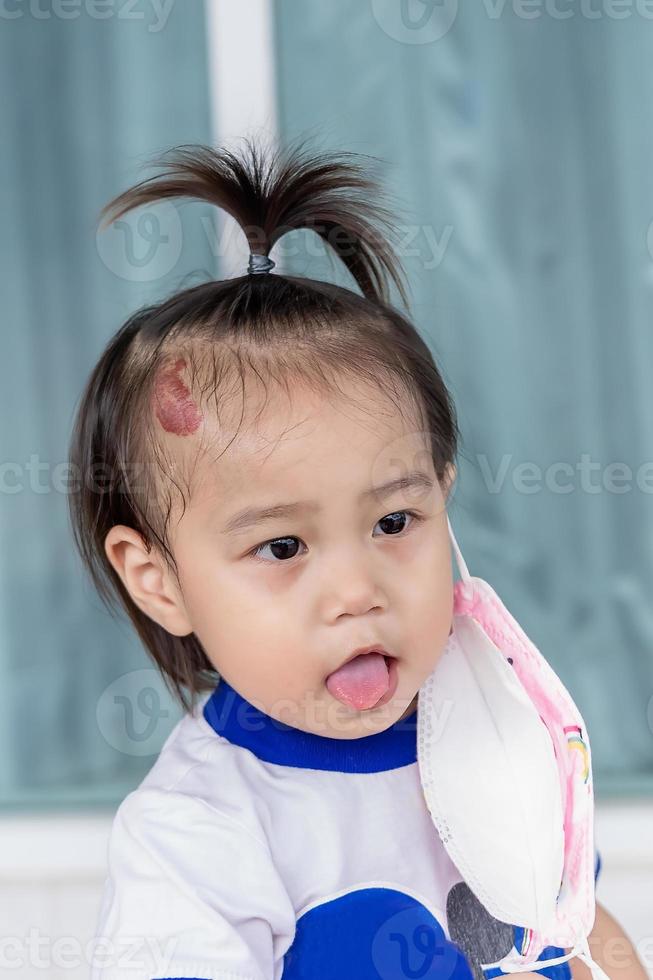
<box><xmin>103</xmin><ymin>525</ymin><xmax>193</xmax><ymax>637</ymax></box>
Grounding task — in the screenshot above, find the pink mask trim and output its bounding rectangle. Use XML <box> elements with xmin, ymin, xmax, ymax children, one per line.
<box><xmin>436</xmin><ymin>514</ymin><xmax>608</xmax><ymax>979</ymax></box>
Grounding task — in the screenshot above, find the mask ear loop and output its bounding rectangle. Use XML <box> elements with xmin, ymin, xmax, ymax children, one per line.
<box><xmin>572</xmin><ymin>929</ymin><xmax>613</xmax><ymax>980</ymax></box>
<box><xmin>481</xmin><ymin>928</ymin><xmax>612</xmax><ymax>980</ymax></box>
<box><xmin>446</xmin><ymin>513</ymin><xmax>472</xmax><ymax>584</ymax></box>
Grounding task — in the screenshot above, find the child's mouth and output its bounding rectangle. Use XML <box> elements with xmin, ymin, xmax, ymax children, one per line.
<box><xmin>325</xmin><ymin>651</ymin><xmax>398</xmax><ymax>711</ymax></box>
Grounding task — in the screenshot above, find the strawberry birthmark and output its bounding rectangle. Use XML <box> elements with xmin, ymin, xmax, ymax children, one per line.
<box><xmin>152</xmin><ymin>357</ymin><xmax>203</xmax><ymax>436</ymax></box>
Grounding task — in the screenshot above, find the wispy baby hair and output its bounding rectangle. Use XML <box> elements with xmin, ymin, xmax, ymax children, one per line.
<box><xmin>68</xmin><ymin>135</ymin><xmax>460</xmax><ymax>713</ymax></box>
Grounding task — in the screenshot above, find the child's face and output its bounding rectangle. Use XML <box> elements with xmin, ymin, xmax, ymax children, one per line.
<box><xmin>111</xmin><ymin>373</ymin><xmax>456</xmax><ymax>738</ymax></box>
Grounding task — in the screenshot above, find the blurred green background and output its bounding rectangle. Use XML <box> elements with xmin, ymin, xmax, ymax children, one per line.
<box><xmin>2</xmin><ymin>0</ymin><xmax>653</xmax><ymax>811</ymax></box>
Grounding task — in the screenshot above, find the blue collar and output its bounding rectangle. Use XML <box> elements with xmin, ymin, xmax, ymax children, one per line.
<box><xmin>202</xmin><ymin>678</ymin><xmax>418</xmax><ymax>773</ymax></box>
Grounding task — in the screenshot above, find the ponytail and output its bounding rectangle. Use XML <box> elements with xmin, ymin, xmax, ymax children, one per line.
<box><xmin>99</xmin><ymin>136</ymin><xmax>409</xmax><ymax>306</ymax></box>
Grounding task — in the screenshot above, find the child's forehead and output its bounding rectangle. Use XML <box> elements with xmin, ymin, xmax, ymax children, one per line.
<box><xmin>197</xmin><ymin>388</ymin><xmax>428</xmax><ymax>498</ymax></box>
<box><xmin>150</xmin><ymin>355</ymin><xmax>432</xmax><ymax>512</ymax></box>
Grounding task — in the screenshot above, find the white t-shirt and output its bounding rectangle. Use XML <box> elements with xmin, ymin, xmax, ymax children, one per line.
<box><xmin>91</xmin><ymin>677</ymin><xmax>601</xmax><ymax>980</ymax></box>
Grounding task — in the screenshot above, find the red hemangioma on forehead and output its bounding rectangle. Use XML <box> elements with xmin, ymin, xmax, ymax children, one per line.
<box><xmin>151</xmin><ymin>357</ymin><xmax>203</xmax><ymax>436</ymax></box>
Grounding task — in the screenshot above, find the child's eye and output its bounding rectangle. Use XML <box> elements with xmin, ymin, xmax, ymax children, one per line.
<box><xmin>247</xmin><ymin>510</ymin><xmax>425</xmax><ymax>564</ymax></box>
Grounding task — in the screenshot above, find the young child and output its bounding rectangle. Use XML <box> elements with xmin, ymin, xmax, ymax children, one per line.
<box><xmin>69</xmin><ymin>138</ymin><xmax>646</xmax><ymax>980</ymax></box>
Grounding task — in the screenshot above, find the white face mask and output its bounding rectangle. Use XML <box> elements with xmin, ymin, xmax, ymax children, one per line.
<box><xmin>417</xmin><ymin>515</ymin><xmax>611</xmax><ymax>980</ymax></box>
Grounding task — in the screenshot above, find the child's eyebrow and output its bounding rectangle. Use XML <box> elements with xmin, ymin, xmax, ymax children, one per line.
<box><xmin>220</xmin><ymin>470</ymin><xmax>435</xmax><ymax>535</ymax></box>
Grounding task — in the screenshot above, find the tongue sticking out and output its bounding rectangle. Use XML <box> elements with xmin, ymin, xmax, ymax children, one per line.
<box><xmin>325</xmin><ymin>652</ymin><xmax>390</xmax><ymax>710</ymax></box>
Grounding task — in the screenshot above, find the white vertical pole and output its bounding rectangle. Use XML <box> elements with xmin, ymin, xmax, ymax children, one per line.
<box><xmin>203</xmin><ymin>0</ymin><xmax>281</xmax><ymax>279</ymax></box>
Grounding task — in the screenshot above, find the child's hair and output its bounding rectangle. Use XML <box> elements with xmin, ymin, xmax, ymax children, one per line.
<box><xmin>68</xmin><ymin>136</ymin><xmax>460</xmax><ymax>713</ymax></box>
